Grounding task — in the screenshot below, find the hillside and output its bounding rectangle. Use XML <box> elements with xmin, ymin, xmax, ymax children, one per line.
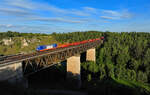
<box><xmin>0</xmin><ymin>32</ymin><xmax>57</xmax><ymax>55</ymax></box>
<box><xmin>0</xmin><ymin>31</ymin><xmax>150</xmax><ymax>95</ymax></box>
<box><xmin>53</xmin><ymin>31</ymin><xmax>150</xmax><ymax>95</ymax></box>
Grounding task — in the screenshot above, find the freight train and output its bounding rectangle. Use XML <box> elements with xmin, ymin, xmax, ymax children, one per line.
<box><xmin>36</xmin><ymin>37</ymin><xmax>104</xmax><ymax>52</ymax></box>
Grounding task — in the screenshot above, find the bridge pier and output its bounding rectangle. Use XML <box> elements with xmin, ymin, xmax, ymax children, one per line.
<box><xmin>67</xmin><ymin>55</ymin><xmax>81</xmax><ymax>88</ymax></box>
<box><xmin>0</xmin><ymin>62</ymin><xmax>28</xmax><ymax>88</ymax></box>
<box><xmin>86</xmin><ymin>48</ymin><xmax>96</xmax><ymax>62</ymax></box>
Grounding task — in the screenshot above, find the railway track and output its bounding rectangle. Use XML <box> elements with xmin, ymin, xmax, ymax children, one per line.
<box><xmin>0</xmin><ymin>40</ymin><xmax>102</xmax><ymax>65</ymax></box>
<box><xmin>0</xmin><ymin>47</ymin><xmax>62</xmax><ymax>64</ymax></box>
<box><xmin>0</xmin><ymin>44</ymin><xmax>79</xmax><ymax>64</ymax></box>
<box><xmin>0</xmin><ymin>54</ymin><xmax>23</xmax><ymax>61</ymax></box>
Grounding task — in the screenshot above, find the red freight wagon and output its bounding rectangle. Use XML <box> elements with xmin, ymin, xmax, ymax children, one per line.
<box><xmin>37</xmin><ymin>37</ymin><xmax>104</xmax><ymax>52</ymax></box>
<box><xmin>101</xmin><ymin>37</ymin><xmax>104</xmax><ymax>39</ymax></box>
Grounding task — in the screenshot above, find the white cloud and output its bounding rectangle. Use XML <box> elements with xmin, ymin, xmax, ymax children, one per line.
<box><xmin>0</xmin><ymin>7</ymin><xmax>35</xmax><ymax>17</ymax></box>
<box><xmin>102</xmin><ymin>10</ymin><xmax>120</xmax><ymax>16</ymax></box>
<box><xmin>0</xmin><ymin>0</ymin><xmax>136</xmax><ymax>33</ymax></box>
<box><xmin>0</xmin><ymin>0</ymin><xmax>92</xmax><ymax>17</ymax></box>
<box><xmin>44</xmin><ymin>5</ymin><xmax>67</xmax><ymax>14</ymax></box>
<box><xmin>29</xmin><ymin>17</ymin><xmax>87</xmax><ymax>23</ymax></box>
<box><xmin>83</xmin><ymin>7</ymin><xmax>98</xmax><ymax>13</ymax></box>
<box><xmin>0</xmin><ymin>24</ymin><xmax>14</xmax><ymax>28</ymax></box>
<box><xmin>45</xmin><ymin>6</ymin><xmax>92</xmax><ymax>16</ymax></box>
<box><xmin>70</xmin><ymin>9</ymin><xmax>90</xmax><ymax>16</ymax></box>
<box><xmin>83</xmin><ymin>7</ymin><xmax>97</xmax><ymax>11</ymax></box>
<box><xmin>0</xmin><ymin>0</ymin><xmax>95</xmax><ymax>23</ymax></box>
<box><xmin>101</xmin><ymin>9</ymin><xmax>133</xmax><ymax>20</ymax></box>
<box><xmin>2</xmin><ymin>0</ymin><xmax>36</xmax><ymax>10</ymax></box>
<box><xmin>100</xmin><ymin>16</ymin><xmax>116</xmax><ymax>20</ymax></box>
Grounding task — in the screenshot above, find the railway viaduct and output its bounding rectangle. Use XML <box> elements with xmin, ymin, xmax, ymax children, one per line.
<box><xmin>0</xmin><ymin>39</ymin><xmax>103</xmax><ymax>88</ymax></box>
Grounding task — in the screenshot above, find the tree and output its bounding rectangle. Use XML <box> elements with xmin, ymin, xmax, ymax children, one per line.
<box><xmin>137</xmin><ymin>71</ymin><xmax>148</xmax><ymax>83</ymax></box>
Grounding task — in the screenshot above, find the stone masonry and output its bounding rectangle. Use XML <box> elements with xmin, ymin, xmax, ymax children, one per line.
<box><xmin>86</xmin><ymin>48</ymin><xmax>96</xmax><ymax>62</ymax></box>
<box><xmin>0</xmin><ymin>62</ymin><xmax>28</xmax><ymax>88</ymax></box>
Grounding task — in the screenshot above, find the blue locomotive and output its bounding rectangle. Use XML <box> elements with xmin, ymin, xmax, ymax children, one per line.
<box><xmin>36</xmin><ymin>44</ymin><xmax>57</xmax><ymax>51</ymax></box>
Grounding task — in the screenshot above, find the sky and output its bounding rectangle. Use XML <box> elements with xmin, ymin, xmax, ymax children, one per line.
<box><xmin>0</xmin><ymin>0</ymin><xmax>150</xmax><ymax>33</ymax></box>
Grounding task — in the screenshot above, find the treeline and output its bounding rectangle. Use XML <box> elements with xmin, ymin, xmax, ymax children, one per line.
<box><xmin>52</xmin><ymin>31</ymin><xmax>150</xmax><ymax>94</ymax></box>
<box><xmin>0</xmin><ymin>31</ymin><xmax>48</xmax><ymax>39</ymax></box>
<box><xmin>52</xmin><ymin>31</ymin><xmax>103</xmax><ymax>43</ymax></box>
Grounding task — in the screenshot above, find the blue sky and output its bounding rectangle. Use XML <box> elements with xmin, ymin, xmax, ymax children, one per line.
<box><xmin>0</xmin><ymin>0</ymin><xmax>150</xmax><ymax>33</ymax></box>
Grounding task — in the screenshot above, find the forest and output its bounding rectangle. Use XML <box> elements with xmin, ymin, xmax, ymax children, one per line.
<box><xmin>52</xmin><ymin>31</ymin><xmax>150</xmax><ymax>95</ymax></box>
<box><xmin>0</xmin><ymin>31</ymin><xmax>150</xmax><ymax>95</ymax></box>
